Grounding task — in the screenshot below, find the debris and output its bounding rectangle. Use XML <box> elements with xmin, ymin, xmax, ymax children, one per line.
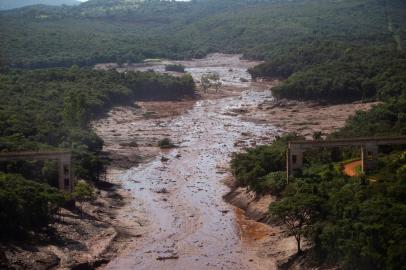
<box><xmin>156</xmin><ymin>255</ymin><xmax>179</xmax><ymax>261</ymax></box>
<box><xmin>155</xmin><ymin>188</ymin><xmax>169</xmax><ymax>194</ymax></box>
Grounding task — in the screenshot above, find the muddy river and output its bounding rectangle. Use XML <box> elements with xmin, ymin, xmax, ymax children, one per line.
<box><xmin>93</xmin><ymin>54</ymin><xmax>295</xmax><ymax>270</ymax></box>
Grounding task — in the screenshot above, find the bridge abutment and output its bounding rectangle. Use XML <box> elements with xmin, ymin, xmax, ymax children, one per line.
<box><xmin>287</xmin><ymin>147</ymin><xmax>304</xmax><ymax>180</ymax></box>
<box><xmin>361</xmin><ymin>144</ymin><xmax>379</xmax><ymax>173</ymax></box>
<box><xmin>58</xmin><ymin>156</ymin><xmax>73</xmax><ymax>192</ymax></box>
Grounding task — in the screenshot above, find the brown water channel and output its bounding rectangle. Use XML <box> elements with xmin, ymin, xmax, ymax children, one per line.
<box><xmin>95</xmin><ymin>54</ymin><xmax>286</xmax><ymax>269</ymax></box>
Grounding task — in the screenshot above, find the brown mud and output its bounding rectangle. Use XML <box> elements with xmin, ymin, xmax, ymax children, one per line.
<box><xmin>1</xmin><ymin>54</ymin><xmax>377</xmax><ymax>270</ymax></box>
<box><xmin>94</xmin><ymin>54</ymin><xmax>287</xmax><ymax>270</ymax></box>
<box><xmin>92</xmin><ymin>54</ymin><xmax>376</xmax><ymax>269</ymax></box>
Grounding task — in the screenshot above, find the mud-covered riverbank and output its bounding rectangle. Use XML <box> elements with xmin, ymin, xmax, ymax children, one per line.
<box><xmin>93</xmin><ymin>54</ymin><xmax>377</xmax><ymax>270</ymax></box>
<box><xmin>0</xmin><ymin>177</ymin><xmax>141</xmax><ymax>269</ymax></box>
<box><xmin>0</xmin><ymin>54</ymin><xmax>377</xmax><ymax>270</ymax></box>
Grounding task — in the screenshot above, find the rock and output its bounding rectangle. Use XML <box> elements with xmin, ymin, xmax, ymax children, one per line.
<box><xmin>155</xmin><ymin>188</ymin><xmax>169</xmax><ymax>194</ymax></box>
<box><xmin>156</xmin><ymin>254</ymin><xmax>179</xmax><ymax>260</ymax></box>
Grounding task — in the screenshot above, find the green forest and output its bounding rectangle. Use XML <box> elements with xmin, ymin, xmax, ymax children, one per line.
<box><xmin>0</xmin><ymin>0</ymin><xmax>405</xmax><ymax>268</ymax></box>
<box><xmin>232</xmin><ymin>131</ymin><xmax>406</xmax><ymax>269</ymax></box>
<box><xmin>0</xmin><ymin>67</ymin><xmax>195</xmax><ymax>237</ymax></box>
<box><xmin>1</xmin><ymin>0</ymin><xmax>405</xmax><ymax>69</ymax></box>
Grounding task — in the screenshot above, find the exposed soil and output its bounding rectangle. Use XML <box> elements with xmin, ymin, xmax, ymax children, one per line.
<box><xmin>92</xmin><ymin>54</ymin><xmax>376</xmax><ymax>270</ymax></box>
<box><xmin>1</xmin><ymin>54</ymin><xmax>378</xmax><ymax>270</ymax></box>
<box><xmin>0</xmin><ymin>171</ymin><xmax>142</xmax><ymax>270</ymax></box>
<box><xmin>242</xmin><ymin>93</ymin><xmax>379</xmax><ymax>139</ymax></box>
<box><xmin>343</xmin><ymin>160</ymin><xmax>362</xmax><ymax>177</ymax></box>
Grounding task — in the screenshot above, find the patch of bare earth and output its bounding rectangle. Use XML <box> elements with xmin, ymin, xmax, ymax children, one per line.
<box><xmin>244</xmin><ymin>88</ymin><xmax>380</xmax><ymax>138</ymax></box>
<box><xmin>0</xmin><ymin>171</ymin><xmax>143</xmax><ymax>269</ymax></box>
<box><xmin>1</xmin><ymin>54</ymin><xmax>379</xmax><ymax>270</ymax></box>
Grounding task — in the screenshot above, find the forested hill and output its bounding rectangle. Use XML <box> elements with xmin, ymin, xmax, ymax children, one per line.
<box><xmin>1</xmin><ymin>0</ymin><xmax>405</xmax><ymax>68</ymax></box>
<box><xmin>0</xmin><ymin>0</ymin><xmax>80</xmax><ymax>10</ymax></box>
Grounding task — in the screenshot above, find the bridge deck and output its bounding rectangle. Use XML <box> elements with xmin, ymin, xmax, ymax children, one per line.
<box><xmin>289</xmin><ymin>136</ymin><xmax>406</xmax><ymax>149</ymax></box>
<box><xmin>0</xmin><ymin>151</ymin><xmax>71</xmax><ymax>162</ymax></box>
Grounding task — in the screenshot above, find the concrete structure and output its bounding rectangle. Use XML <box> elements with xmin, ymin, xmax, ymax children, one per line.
<box><xmin>287</xmin><ymin>137</ymin><xmax>406</xmax><ymax>180</ymax></box>
<box><xmin>0</xmin><ymin>151</ymin><xmax>74</xmax><ymax>192</ymax></box>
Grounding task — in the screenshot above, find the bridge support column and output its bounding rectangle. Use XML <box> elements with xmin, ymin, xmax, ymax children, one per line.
<box><xmin>361</xmin><ymin>144</ymin><xmax>379</xmax><ymax>173</ymax></box>
<box><xmin>287</xmin><ymin>148</ymin><xmax>304</xmax><ymax>180</ymax></box>
<box><xmin>58</xmin><ymin>156</ymin><xmax>73</xmax><ymax>192</ymax></box>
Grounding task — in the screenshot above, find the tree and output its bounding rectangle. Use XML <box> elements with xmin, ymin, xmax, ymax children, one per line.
<box><xmin>257</xmin><ymin>171</ymin><xmax>287</xmax><ymax>195</ymax></box>
<box><xmin>158</xmin><ymin>138</ymin><xmax>174</xmax><ymax>148</ymax></box>
<box><xmin>165</xmin><ymin>64</ymin><xmax>185</xmax><ymax>73</ymax></box>
<box><xmin>312</xmin><ymin>131</ymin><xmax>323</xmax><ymax>140</ymax></box>
<box><xmin>269</xmin><ymin>192</ymin><xmax>321</xmax><ymax>254</ymax></box>
<box><xmin>72</xmin><ymin>180</ymin><xmax>94</xmax><ymax>218</ymax></box>
<box><xmin>0</xmin><ymin>173</ymin><xmax>64</xmax><ymax>238</ymax></box>
<box><xmin>63</xmin><ymin>92</ymin><xmax>86</xmax><ymax>128</ymax></box>
<box><xmin>201</xmin><ymin>73</ymin><xmax>222</xmax><ymax>92</ymax></box>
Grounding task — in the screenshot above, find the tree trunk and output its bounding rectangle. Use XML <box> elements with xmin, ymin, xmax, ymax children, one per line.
<box><xmin>296</xmin><ymin>234</ymin><xmax>302</xmax><ymax>254</ymax></box>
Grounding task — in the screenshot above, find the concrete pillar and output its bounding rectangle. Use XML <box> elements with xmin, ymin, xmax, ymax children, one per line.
<box><xmin>287</xmin><ymin>148</ymin><xmax>304</xmax><ymax>180</ymax></box>
<box><xmin>58</xmin><ymin>155</ymin><xmax>73</xmax><ymax>192</ymax></box>
<box><xmin>361</xmin><ymin>144</ymin><xmax>379</xmax><ymax>173</ymax></box>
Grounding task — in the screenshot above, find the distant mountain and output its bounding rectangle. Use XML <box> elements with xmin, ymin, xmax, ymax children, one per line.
<box><xmin>0</xmin><ymin>0</ymin><xmax>80</xmax><ymax>10</ymax></box>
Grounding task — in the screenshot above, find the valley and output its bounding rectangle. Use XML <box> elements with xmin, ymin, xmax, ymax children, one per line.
<box><xmin>1</xmin><ymin>0</ymin><xmax>405</xmax><ymax>269</ymax></box>
<box><xmin>92</xmin><ymin>54</ymin><xmax>376</xmax><ymax>269</ymax></box>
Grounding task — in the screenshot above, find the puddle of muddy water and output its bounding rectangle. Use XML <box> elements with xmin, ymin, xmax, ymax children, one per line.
<box><xmin>95</xmin><ymin>54</ymin><xmax>284</xmax><ymax>270</ymax></box>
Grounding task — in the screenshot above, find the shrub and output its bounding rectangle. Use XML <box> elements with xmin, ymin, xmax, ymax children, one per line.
<box><xmin>0</xmin><ymin>173</ymin><xmax>64</xmax><ymax>238</ymax></box>
<box><xmin>165</xmin><ymin>64</ymin><xmax>185</xmax><ymax>73</ymax></box>
<box><xmin>231</xmin><ymin>133</ymin><xmax>301</xmax><ymax>190</ymax></box>
<box><xmin>158</xmin><ymin>138</ymin><xmax>174</xmax><ymax>148</ymax></box>
<box><xmin>72</xmin><ymin>180</ymin><xmax>94</xmax><ymax>203</ymax></box>
<box><xmin>255</xmin><ymin>171</ymin><xmax>287</xmax><ymax>195</ymax></box>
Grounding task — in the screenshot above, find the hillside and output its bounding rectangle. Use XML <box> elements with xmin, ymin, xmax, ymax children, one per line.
<box><xmin>0</xmin><ymin>0</ymin><xmax>404</xmax><ymax>68</ymax></box>
<box><xmin>1</xmin><ymin>0</ymin><xmax>406</xmax><ymax>269</ymax></box>
<box><xmin>1</xmin><ymin>0</ymin><xmax>404</xmax><ymax>105</ymax></box>
<box><xmin>0</xmin><ymin>0</ymin><xmax>80</xmax><ymax>10</ymax></box>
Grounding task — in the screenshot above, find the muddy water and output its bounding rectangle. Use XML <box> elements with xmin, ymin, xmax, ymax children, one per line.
<box><xmin>96</xmin><ymin>55</ymin><xmax>284</xmax><ymax>269</ymax></box>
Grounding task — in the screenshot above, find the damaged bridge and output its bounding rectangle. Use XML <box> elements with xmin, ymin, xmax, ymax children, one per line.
<box><xmin>0</xmin><ymin>151</ymin><xmax>74</xmax><ymax>192</ymax></box>
<box><xmin>287</xmin><ymin>137</ymin><xmax>406</xmax><ymax>179</ymax></box>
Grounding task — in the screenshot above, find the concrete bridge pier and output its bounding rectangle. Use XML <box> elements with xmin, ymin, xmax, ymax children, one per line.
<box><xmin>361</xmin><ymin>144</ymin><xmax>379</xmax><ymax>173</ymax></box>
<box><xmin>58</xmin><ymin>156</ymin><xmax>73</xmax><ymax>192</ymax></box>
<box><xmin>286</xmin><ymin>147</ymin><xmax>304</xmax><ymax>181</ymax></box>
<box><xmin>0</xmin><ymin>151</ymin><xmax>74</xmax><ymax>192</ymax></box>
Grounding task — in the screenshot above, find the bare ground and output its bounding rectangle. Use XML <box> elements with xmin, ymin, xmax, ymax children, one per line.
<box><xmin>1</xmin><ymin>54</ymin><xmax>379</xmax><ymax>270</ymax></box>
<box><xmin>0</xmin><ymin>170</ymin><xmax>143</xmax><ymax>270</ymax></box>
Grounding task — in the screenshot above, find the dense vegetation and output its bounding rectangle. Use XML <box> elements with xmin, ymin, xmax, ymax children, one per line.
<box><xmin>165</xmin><ymin>64</ymin><xmax>185</xmax><ymax>73</ymax></box>
<box><xmin>0</xmin><ymin>67</ymin><xmax>195</xmax><ymax>237</ymax></box>
<box><xmin>249</xmin><ymin>42</ymin><xmax>406</xmax><ymax>103</ymax></box>
<box><xmin>232</xmin><ymin>131</ymin><xmax>406</xmax><ymax>269</ymax></box>
<box><xmin>1</xmin><ymin>0</ymin><xmax>404</xmax><ymax>104</ymax></box>
<box><xmin>0</xmin><ymin>0</ymin><xmax>405</xmax><ymax>70</ymax></box>
<box><xmin>231</xmin><ymin>134</ymin><xmax>300</xmax><ymax>193</ymax></box>
<box><xmin>0</xmin><ymin>173</ymin><xmax>64</xmax><ymax>238</ymax></box>
<box><xmin>1</xmin><ymin>0</ymin><xmax>405</xmax><ymax>267</ymax></box>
